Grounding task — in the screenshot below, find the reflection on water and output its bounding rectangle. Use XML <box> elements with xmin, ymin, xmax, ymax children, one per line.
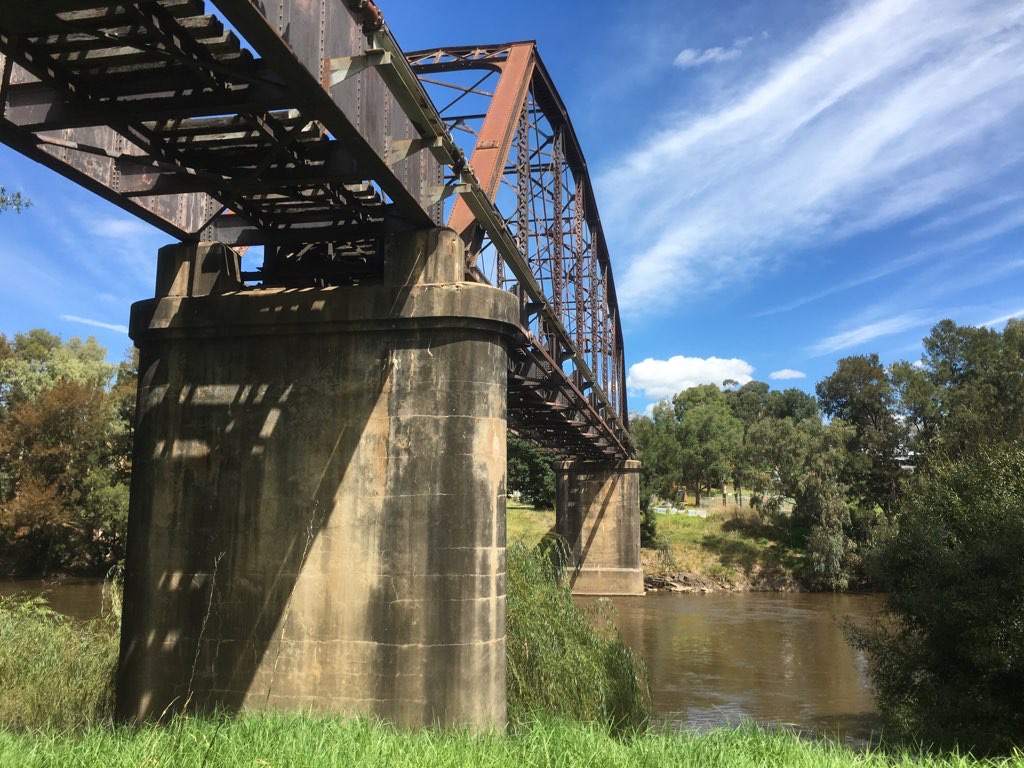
<box><xmin>0</xmin><ymin>577</ymin><xmax>105</xmax><ymax>620</ymax></box>
<box><xmin>578</xmin><ymin>592</ymin><xmax>884</xmax><ymax>745</ymax></box>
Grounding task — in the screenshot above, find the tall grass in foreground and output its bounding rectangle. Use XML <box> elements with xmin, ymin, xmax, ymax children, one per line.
<box><xmin>0</xmin><ymin>595</ymin><xmax>117</xmax><ymax>728</ymax></box>
<box><xmin>1</xmin><ymin>714</ymin><xmax>1021</xmax><ymax>768</ymax></box>
<box><xmin>506</xmin><ymin>540</ymin><xmax>650</xmax><ymax>730</ymax></box>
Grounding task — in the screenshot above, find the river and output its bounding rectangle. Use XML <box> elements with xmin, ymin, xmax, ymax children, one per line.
<box><xmin>578</xmin><ymin>591</ymin><xmax>883</xmax><ymax>744</ymax></box>
<box><xmin>1</xmin><ymin>578</ymin><xmax>882</xmax><ymax>742</ymax></box>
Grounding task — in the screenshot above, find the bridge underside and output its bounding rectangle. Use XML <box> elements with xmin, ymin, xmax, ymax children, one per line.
<box><xmin>0</xmin><ymin>0</ymin><xmax>643</xmax><ymax>729</ymax></box>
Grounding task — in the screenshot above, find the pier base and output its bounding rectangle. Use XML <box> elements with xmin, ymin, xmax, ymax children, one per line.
<box><xmin>555</xmin><ymin>460</ymin><xmax>644</xmax><ymax>596</ymax></box>
<box><xmin>116</xmin><ymin>228</ymin><xmax>517</xmax><ymax>729</ymax></box>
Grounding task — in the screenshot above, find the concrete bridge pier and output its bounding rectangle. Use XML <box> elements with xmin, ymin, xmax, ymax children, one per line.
<box><xmin>554</xmin><ymin>460</ymin><xmax>644</xmax><ymax>596</ymax></box>
<box><xmin>116</xmin><ymin>228</ymin><xmax>517</xmax><ymax>729</ymax></box>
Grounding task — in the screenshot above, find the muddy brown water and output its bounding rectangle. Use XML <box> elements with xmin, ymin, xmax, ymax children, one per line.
<box><xmin>1</xmin><ymin>578</ymin><xmax>883</xmax><ymax>743</ymax></box>
<box><xmin>0</xmin><ymin>576</ymin><xmax>107</xmax><ymax>619</ymax></box>
<box><xmin>577</xmin><ymin>591</ymin><xmax>884</xmax><ymax>744</ymax></box>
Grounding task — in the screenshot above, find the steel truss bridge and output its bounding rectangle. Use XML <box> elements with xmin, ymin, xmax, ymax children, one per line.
<box><xmin>0</xmin><ymin>0</ymin><xmax>633</xmax><ymax>459</ymax></box>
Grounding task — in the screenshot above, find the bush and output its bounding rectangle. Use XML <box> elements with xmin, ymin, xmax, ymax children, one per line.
<box><xmin>848</xmin><ymin>448</ymin><xmax>1024</xmax><ymax>754</ymax></box>
<box><xmin>0</xmin><ymin>594</ymin><xmax>118</xmax><ymax>729</ymax></box>
<box><xmin>505</xmin><ymin>541</ymin><xmax>650</xmax><ymax>730</ymax></box>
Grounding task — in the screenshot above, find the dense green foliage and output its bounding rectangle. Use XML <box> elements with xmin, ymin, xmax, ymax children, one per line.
<box><xmin>0</xmin><ymin>595</ymin><xmax>117</xmax><ymax>729</ymax></box>
<box><xmin>843</xmin><ymin>319</ymin><xmax>1024</xmax><ymax>753</ymax></box>
<box><xmin>851</xmin><ymin>449</ymin><xmax>1024</xmax><ymax>754</ymax></box>
<box><xmin>0</xmin><ymin>330</ymin><xmax>135</xmax><ymax>574</ymax></box>
<box><xmin>3</xmin><ymin>716</ymin><xmax>1019</xmax><ymax>768</ymax></box>
<box><xmin>505</xmin><ymin>541</ymin><xmax>649</xmax><ymax>729</ymax></box>
<box><xmin>506</xmin><ymin>435</ymin><xmax>557</xmax><ymax>509</ymax></box>
<box><xmin>632</xmin><ymin>378</ymin><xmax>867</xmax><ymax>589</ymax></box>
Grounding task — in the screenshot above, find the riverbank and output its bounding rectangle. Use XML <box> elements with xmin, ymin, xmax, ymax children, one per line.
<box><xmin>507</xmin><ymin>501</ymin><xmax>805</xmax><ymax>593</ymax></box>
<box><xmin>1</xmin><ymin>714</ymin><xmax>1018</xmax><ymax>768</ymax></box>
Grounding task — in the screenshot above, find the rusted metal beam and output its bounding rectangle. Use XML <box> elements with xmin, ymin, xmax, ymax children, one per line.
<box><xmin>446</xmin><ymin>42</ymin><xmax>534</xmax><ymax>243</ymax></box>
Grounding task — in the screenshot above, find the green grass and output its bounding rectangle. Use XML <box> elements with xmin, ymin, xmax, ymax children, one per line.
<box><xmin>506</xmin><ymin>499</ymin><xmax>555</xmax><ymax>549</ymax></box>
<box><xmin>0</xmin><ymin>714</ymin><xmax>1020</xmax><ymax>768</ymax></box>
<box><xmin>645</xmin><ymin>506</ymin><xmax>804</xmax><ymax>587</ymax></box>
<box><xmin>0</xmin><ymin>595</ymin><xmax>117</xmax><ymax>729</ymax></box>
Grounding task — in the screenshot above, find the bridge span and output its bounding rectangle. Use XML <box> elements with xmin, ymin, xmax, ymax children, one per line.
<box><xmin>0</xmin><ymin>0</ymin><xmax>642</xmax><ymax>728</ymax></box>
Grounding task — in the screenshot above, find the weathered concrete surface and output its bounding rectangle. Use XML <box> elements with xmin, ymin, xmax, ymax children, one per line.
<box><xmin>116</xmin><ymin>229</ymin><xmax>517</xmax><ymax>729</ymax></box>
<box><xmin>555</xmin><ymin>460</ymin><xmax>644</xmax><ymax>596</ymax></box>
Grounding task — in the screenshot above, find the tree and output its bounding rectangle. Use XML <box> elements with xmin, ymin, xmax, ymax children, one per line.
<box><xmin>506</xmin><ymin>434</ymin><xmax>556</xmax><ymax>509</ymax></box>
<box><xmin>889</xmin><ymin>360</ymin><xmax>941</xmax><ymax>454</ymax></box>
<box><xmin>918</xmin><ymin>319</ymin><xmax>1024</xmax><ymax>457</ymax></box>
<box><xmin>816</xmin><ymin>354</ymin><xmax>903</xmax><ymax>514</ymax></box>
<box><xmin>632</xmin><ymin>400</ymin><xmax>683</xmax><ymax>505</ymax></box>
<box><xmin>850</xmin><ymin>448</ymin><xmax>1024</xmax><ymax>753</ymax></box>
<box><xmin>672</xmin><ymin>384</ymin><xmax>742</xmax><ymax>505</ymax></box>
<box><xmin>772</xmin><ymin>387</ymin><xmax>819</xmax><ymax>422</ymax></box>
<box><xmin>743</xmin><ymin>415</ymin><xmax>818</xmax><ymax>517</ymax></box>
<box><xmin>0</xmin><ymin>331</ymin><xmax>132</xmax><ymax>574</ymax></box>
<box><xmin>0</xmin><ymin>187</ymin><xmax>30</xmax><ymax>213</ymax></box>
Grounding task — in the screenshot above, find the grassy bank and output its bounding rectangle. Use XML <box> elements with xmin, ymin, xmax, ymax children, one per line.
<box><xmin>646</xmin><ymin>505</ymin><xmax>804</xmax><ymax>590</ymax></box>
<box><xmin>506</xmin><ymin>499</ymin><xmax>555</xmax><ymax>548</ymax></box>
<box><xmin>508</xmin><ymin>497</ymin><xmax>805</xmax><ymax>590</ymax></box>
<box><xmin>1</xmin><ymin>714</ymin><xmax>1020</xmax><ymax>768</ymax></box>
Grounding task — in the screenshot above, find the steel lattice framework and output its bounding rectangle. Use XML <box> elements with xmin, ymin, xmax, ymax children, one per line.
<box><xmin>0</xmin><ymin>0</ymin><xmax>632</xmax><ymax>459</ymax></box>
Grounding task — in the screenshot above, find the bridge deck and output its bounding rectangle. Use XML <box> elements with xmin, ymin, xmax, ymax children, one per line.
<box><xmin>0</xmin><ymin>0</ymin><xmax>632</xmax><ymax>459</ymax></box>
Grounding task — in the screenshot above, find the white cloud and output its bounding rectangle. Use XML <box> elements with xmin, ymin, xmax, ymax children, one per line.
<box><xmin>628</xmin><ymin>355</ymin><xmax>753</xmax><ymax>399</ymax></box>
<box><xmin>601</xmin><ymin>0</ymin><xmax>1024</xmax><ymax>317</ymax></box>
<box><xmin>769</xmin><ymin>368</ymin><xmax>806</xmax><ymax>380</ymax></box>
<box><xmin>674</xmin><ymin>46</ymin><xmax>741</xmax><ymax>69</ymax></box>
<box><xmin>61</xmin><ymin>314</ymin><xmax>129</xmax><ymax>334</ymax></box>
<box><xmin>674</xmin><ymin>34</ymin><xmax>758</xmax><ymax>69</ymax></box>
<box><xmin>808</xmin><ymin>313</ymin><xmax>927</xmax><ymax>356</ymax></box>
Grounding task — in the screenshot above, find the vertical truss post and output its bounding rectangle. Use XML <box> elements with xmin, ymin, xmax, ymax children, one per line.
<box><xmin>550</xmin><ymin>129</ymin><xmax>565</xmax><ymax>320</ymax></box>
<box><xmin>601</xmin><ymin>262</ymin><xmax>611</xmax><ymax>397</ymax></box>
<box><xmin>573</xmin><ymin>180</ymin><xmax>586</xmax><ymax>353</ymax></box>
<box><xmin>512</xmin><ymin>102</ymin><xmax>531</xmax><ymax>289</ymax></box>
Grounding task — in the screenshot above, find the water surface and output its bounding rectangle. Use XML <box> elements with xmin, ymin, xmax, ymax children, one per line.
<box><xmin>578</xmin><ymin>591</ymin><xmax>883</xmax><ymax>744</ymax></box>
<box><xmin>0</xmin><ymin>577</ymin><xmax>105</xmax><ymax>620</ymax></box>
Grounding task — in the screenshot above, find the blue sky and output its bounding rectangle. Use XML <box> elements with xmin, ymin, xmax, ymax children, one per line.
<box><xmin>1</xmin><ymin>0</ymin><xmax>1022</xmax><ymax>417</ymax></box>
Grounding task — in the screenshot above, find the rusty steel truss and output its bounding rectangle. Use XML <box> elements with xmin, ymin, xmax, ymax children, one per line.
<box><xmin>407</xmin><ymin>43</ymin><xmax>628</xmax><ymax>457</ymax></box>
<box><xmin>0</xmin><ymin>0</ymin><xmax>632</xmax><ymax>459</ymax></box>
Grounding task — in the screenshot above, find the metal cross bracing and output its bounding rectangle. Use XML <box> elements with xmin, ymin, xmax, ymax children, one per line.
<box><xmin>0</xmin><ymin>0</ymin><xmax>633</xmax><ymax>459</ymax></box>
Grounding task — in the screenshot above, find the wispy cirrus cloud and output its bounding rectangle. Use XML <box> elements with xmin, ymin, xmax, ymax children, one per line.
<box><xmin>600</xmin><ymin>0</ymin><xmax>1024</xmax><ymax>318</ymax></box>
<box><xmin>980</xmin><ymin>308</ymin><xmax>1024</xmax><ymax>328</ymax></box>
<box><xmin>807</xmin><ymin>313</ymin><xmax>929</xmax><ymax>356</ymax></box>
<box><xmin>60</xmin><ymin>314</ymin><xmax>129</xmax><ymax>334</ymax></box>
